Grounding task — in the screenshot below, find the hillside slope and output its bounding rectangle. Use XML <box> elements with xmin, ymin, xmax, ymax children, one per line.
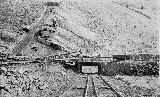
<box><xmin>0</xmin><ymin>0</ymin><xmax>159</xmax><ymax>56</ymax></box>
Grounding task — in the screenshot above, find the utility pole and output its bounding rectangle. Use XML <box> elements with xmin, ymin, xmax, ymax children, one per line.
<box><xmin>44</xmin><ymin>45</ymin><xmax>47</xmax><ymax>63</ymax></box>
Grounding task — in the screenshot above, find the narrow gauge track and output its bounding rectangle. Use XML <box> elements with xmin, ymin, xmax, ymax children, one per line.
<box><xmin>85</xmin><ymin>75</ymin><xmax>98</xmax><ymax>97</ymax></box>
<box><xmin>59</xmin><ymin>74</ymin><xmax>88</xmax><ymax>97</ymax></box>
<box><xmin>59</xmin><ymin>74</ymin><xmax>125</xmax><ymax>97</ymax></box>
<box><xmin>93</xmin><ymin>74</ymin><xmax>125</xmax><ymax>97</ymax></box>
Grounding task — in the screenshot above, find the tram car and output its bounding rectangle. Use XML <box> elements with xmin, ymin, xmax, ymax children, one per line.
<box><xmin>14</xmin><ymin>56</ymin><xmax>30</xmax><ymax>61</ymax></box>
<box><xmin>45</xmin><ymin>2</ymin><xmax>60</xmax><ymax>6</ymax></box>
<box><xmin>30</xmin><ymin>58</ymin><xmax>44</xmax><ymax>63</ymax></box>
<box><xmin>65</xmin><ymin>61</ymin><xmax>75</xmax><ymax>66</ymax></box>
<box><xmin>112</xmin><ymin>55</ymin><xmax>131</xmax><ymax>61</ymax></box>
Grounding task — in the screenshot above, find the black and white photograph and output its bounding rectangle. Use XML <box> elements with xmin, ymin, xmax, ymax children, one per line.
<box><xmin>0</xmin><ymin>0</ymin><xmax>159</xmax><ymax>96</ymax></box>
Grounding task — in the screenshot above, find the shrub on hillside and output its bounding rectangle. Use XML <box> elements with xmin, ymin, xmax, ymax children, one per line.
<box><xmin>102</xmin><ymin>61</ymin><xmax>159</xmax><ymax>76</ymax></box>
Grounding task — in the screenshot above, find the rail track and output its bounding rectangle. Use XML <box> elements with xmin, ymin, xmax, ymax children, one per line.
<box><xmin>59</xmin><ymin>74</ymin><xmax>88</xmax><ymax>97</ymax></box>
<box><xmin>93</xmin><ymin>75</ymin><xmax>125</xmax><ymax>97</ymax></box>
<box><xmin>59</xmin><ymin>74</ymin><xmax>125</xmax><ymax>97</ymax></box>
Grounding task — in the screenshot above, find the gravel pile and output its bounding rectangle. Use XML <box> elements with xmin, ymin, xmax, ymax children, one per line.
<box><xmin>102</xmin><ymin>76</ymin><xmax>158</xmax><ymax>97</ymax></box>
<box><xmin>114</xmin><ymin>75</ymin><xmax>160</xmax><ymax>96</ymax></box>
<box><xmin>0</xmin><ymin>62</ymin><xmax>79</xmax><ymax>97</ymax></box>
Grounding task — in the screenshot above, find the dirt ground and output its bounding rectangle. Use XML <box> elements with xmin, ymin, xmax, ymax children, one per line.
<box><xmin>115</xmin><ymin>75</ymin><xmax>160</xmax><ymax>96</ymax></box>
